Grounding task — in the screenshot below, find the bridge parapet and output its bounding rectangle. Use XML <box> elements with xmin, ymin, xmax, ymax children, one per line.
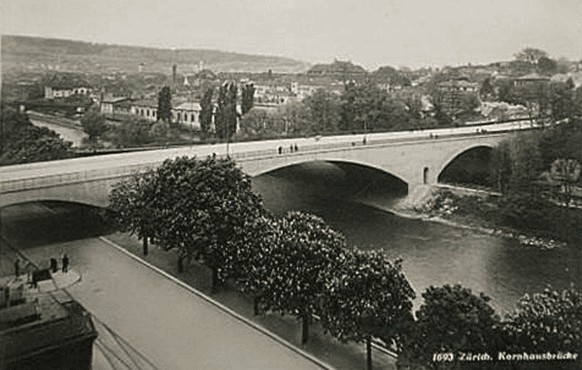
<box><xmin>0</xmin><ymin>129</ymin><xmax>519</xmax><ymax>196</ymax></box>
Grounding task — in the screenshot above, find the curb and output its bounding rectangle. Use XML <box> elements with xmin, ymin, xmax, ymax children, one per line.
<box><xmin>99</xmin><ymin>236</ymin><xmax>334</xmax><ymax>370</ymax></box>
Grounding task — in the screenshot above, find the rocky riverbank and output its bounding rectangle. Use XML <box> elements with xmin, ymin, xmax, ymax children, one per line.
<box><xmin>356</xmin><ymin>188</ymin><xmax>567</xmax><ymax>250</ymax></box>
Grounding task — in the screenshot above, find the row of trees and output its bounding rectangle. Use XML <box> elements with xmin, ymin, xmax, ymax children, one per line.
<box><xmin>108</xmin><ymin>157</ymin><xmax>414</xmax><ymax>355</ymax></box>
<box><xmin>109</xmin><ymin>156</ymin><xmax>582</xmax><ymax>369</ymax></box>
<box><xmin>493</xmin><ymin>78</ymin><xmax>582</xmax><ymax>125</ymax></box>
<box><xmin>197</xmin><ymin>82</ymin><xmax>256</xmax><ymax>140</ymax></box>
<box><xmin>1</xmin><ymin>107</ymin><xmax>73</xmax><ymax>165</ymax></box>
<box><xmin>238</xmin><ymin>80</ymin><xmax>452</xmax><ymax>141</ymax></box>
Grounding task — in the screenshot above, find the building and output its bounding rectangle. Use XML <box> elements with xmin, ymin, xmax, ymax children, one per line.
<box><xmin>99</xmin><ymin>97</ymin><xmax>134</xmax><ymax>119</ymax></box>
<box><xmin>290</xmin><ymin>82</ymin><xmax>318</xmax><ymax>100</ymax></box>
<box><xmin>437</xmin><ymin>79</ymin><xmax>480</xmax><ymax>114</ymax></box>
<box><xmin>0</xmin><ymin>276</ymin><xmax>97</xmax><ymax>370</ymax></box>
<box><xmin>173</xmin><ymin>102</ymin><xmax>202</xmax><ymax>129</ymax></box>
<box><xmin>254</xmin><ymin>83</ymin><xmax>293</xmax><ymax>105</ymax></box>
<box><xmin>131</xmin><ymin>99</ymin><xmax>159</xmax><ymax>122</ymax></box>
<box><xmin>513</xmin><ymin>73</ymin><xmax>550</xmax><ymax>88</ymax></box>
<box><xmin>44</xmin><ymin>74</ymin><xmax>92</xmax><ymax>99</ymax></box>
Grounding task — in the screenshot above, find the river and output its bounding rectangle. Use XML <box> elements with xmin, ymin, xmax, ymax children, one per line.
<box><xmin>252</xmin><ymin>161</ymin><xmax>582</xmax><ymax>315</ymax></box>
<box><xmin>2</xmin><ymin>160</ymin><xmax>581</xmax><ymax>316</ymax></box>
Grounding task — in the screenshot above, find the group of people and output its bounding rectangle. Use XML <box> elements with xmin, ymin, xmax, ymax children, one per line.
<box><xmin>50</xmin><ymin>254</ymin><xmax>69</xmax><ymax>273</ymax></box>
<box><xmin>277</xmin><ymin>143</ymin><xmax>299</xmax><ymax>155</ymax></box>
<box><xmin>14</xmin><ymin>254</ymin><xmax>70</xmax><ymax>278</ymax></box>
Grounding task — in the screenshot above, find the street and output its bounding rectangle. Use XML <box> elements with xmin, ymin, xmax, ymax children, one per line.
<box><xmin>9</xmin><ymin>234</ymin><xmax>326</xmax><ymax>370</ymax></box>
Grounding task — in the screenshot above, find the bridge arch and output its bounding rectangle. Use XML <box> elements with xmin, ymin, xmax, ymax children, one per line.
<box><xmin>437</xmin><ymin>144</ymin><xmax>495</xmax><ymax>186</ymax></box>
<box><xmin>254</xmin><ymin>158</ymin><xmax>408</xmax><ymax>184</ymax></box>
<box><xmin>252</xmin><ymin>159</ymin><xmax>409</xmax><ymax>206</ymax></box>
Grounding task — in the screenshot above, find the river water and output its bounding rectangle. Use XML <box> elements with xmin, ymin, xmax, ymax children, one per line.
<box><xmin>252</xmin><ymin>161</ymin><xmax>582</xmax><ymax>314</ymax></box>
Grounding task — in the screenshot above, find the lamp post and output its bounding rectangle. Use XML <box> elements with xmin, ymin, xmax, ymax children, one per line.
<box><xmin>226</xmin><ymin>117</ymin><xmax>230</xmax><ymax>157</ymax></box>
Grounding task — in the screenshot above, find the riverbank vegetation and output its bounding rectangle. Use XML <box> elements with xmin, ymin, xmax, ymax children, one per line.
<box><xmin>0</xmin><ymin>106</ymin><xmax>74</xmax><ymax>165</ymax></box>
<box><xmin>434</xmin><ymin>117</ymin><xmax>582</xmax><ymax>246</ymax></box>
<box><xmin>109</xmin><ymin>155</ymin><xmax>582</xmax><ymax>369</ymax></box>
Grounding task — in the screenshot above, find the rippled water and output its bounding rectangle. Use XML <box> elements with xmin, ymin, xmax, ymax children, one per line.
<box><xmin>253</xmin><ymin>163</ymin><xmax>582</xmax><ymax>314</ymax></box>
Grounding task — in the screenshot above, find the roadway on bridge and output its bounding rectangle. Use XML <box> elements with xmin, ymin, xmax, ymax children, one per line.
<box><xmin>0</xmin><ymin>120</ymin><xmax>529</xmax><ymax>183</ymax></box>
<box><xmin>5</xmin><ymin>216</ymin><xmax>326</xmax><ymax>370</ymax></box>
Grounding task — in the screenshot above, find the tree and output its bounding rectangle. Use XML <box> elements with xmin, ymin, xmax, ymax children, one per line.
<box><xmin>321</xmin><ymin>249</ymin><xmax>414</xmax><ymax>370</ymax></box>
<box><xmin>109</xmin><ymin>169</ymin><xmax>159</xmax><ymax>255</ymax></box>
<box><xmin>81</xmin><ymin>109</ymin><xmax>108</xmax><ymax>143</ymax></box>
<box><xmin>237</xmin><ymin>108</ymin><xmax>285</xmax><ymax>140</ymax></box>
<box><xmin>399</xmin><ymin>284</ymin><xmax>500</xmax><ymax>370</ymax></box>
<box><xmin>508</xmin><ymin>132</ymin><xmax>543</xmax><ymax>194</ymax></box>
<box><xmin>234</xmin><ymin>215</ymin><xmax>281</xmax><ymax>315</ymax></box>
<box><xmin>109</xmin><ymin>117</ymin><xmax>153</xmax><ymax>148</ymax></box>
<box><xmin>512</xmin><ymin>83</ymin><xmax>551</xmax><ymax>128</ymax></box>
<box><xmin>215</xmin><ymin>82</ymin><xmax>238</xmax><ymax>140</ymax></box>
<box><xmin>480</xmin><ymin>77</ymin><xmax>494</xmax><ymax>99</ymax></box>
<box><xmin>458</xmin><ymin>93</ymin><xmax>480</xmax><ymax>115</ymax></box>
<box><xmin>514</xmin><ymin>47</ymin><xmax>549</xmax><ymax>66</ymax></box>
<box><xmin>0</xmin><ymin>108</ymin><xmax>73</xmax><ymax>165</ymax></box>
<box><xmin>489</xmin><ymin>140</ymin><xmax>512</xmax><ymax>193</ymax></box>
<box><xmin>259</xmin><ymin>212</ymin><xmax>347</xmax><ymax>344</ymax></box>
<box><xmin>157</xmin><ymin>86</ymin><xmax>172</xmax><ymax>124</ymax></box>
<box><xmin>502</xmin><ymin>288</ymin><xmax>582</xmax><ymax>369</ymax></box>
<box><xmin>241</xmin><ymin>83</ymin><xmax>255</xmax><ymax>115</ymax></box>
<box><xmin>303</xmin><ymin>89</ymin><xmax>341</xmax><ymax>134</ymax></box>
<box><xmin>537</xmin><ymin>56</ymin><xmax>557</xmax><ymax>75</ymax></box>
<box><xmin>550</xmin><ymin>158</ymin><xmax>581</xmax><ymax>207</ymax></box>
<box><xmin>278</xmin><ymin>100</ymin><xmax>312</xmax><ymax>136</ymax></box>
<box><xmin>110</xmin><ymin>156</ymin><xmax>266</xmax><ymax>290</ymax></box>
<box><xmin>199</xmin><ymin>87</ymin><xmax>214</xmax><ymax>140</ymax></box>
<box><xmin>340</xmin><ymin>80</ymin><xmax>388</xmax><ymax>132</ymax></box>
<box><xmin>550</xmin><ymin>81</ymin><xmax>575</xmax><ymax>121</ymax></box>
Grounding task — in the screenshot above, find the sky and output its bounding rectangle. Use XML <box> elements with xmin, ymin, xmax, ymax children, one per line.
<box><xmin>1</xmin><ymin>0</ymin><xmax>581</xmax><ymax>69</ymax></box>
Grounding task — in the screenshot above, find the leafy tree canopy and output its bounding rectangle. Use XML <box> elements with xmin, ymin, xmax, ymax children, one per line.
<box><xmin>1</xmin><ymin>107</ymin><xmax>73</xmax><ymax>165</ymax></box>
<box><xmin>321</xmin><ymin>249</ymin><xmax>415</xmax><ymax>345</ymax></box>
<box><xmin>80</xmin><ymin>109</ymin><xmax>108</xmax><ymax>142</ymax></box>
<box><xmin>399</xmin><ymin>284</ymin><xmax>500</xmax><ymax>369</ymax></box>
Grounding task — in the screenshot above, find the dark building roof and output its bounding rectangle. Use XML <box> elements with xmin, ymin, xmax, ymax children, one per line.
<box><xmin>46</xmin><ymin>74</ymin><xmax>91</xmax><ymax>90</ymax></box>
<box><xmin>0</xmin><ymin>294</ymin><xmax>97</xmax><ymax>366</ymax></box>
<box><xmin>101</xmin><ymin>96</ymin><xmax>130</xmax><ymax>104</ymax></box>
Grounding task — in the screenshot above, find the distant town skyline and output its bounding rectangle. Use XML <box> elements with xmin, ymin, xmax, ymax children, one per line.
<box><xmin>2</xmin><ymin>0</ymin><xmax>581</xmax><ymax>70</ymax></box>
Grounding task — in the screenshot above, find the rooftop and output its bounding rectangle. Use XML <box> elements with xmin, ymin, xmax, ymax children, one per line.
<box><xmin>175</xmin><ymin>102</ymin><xmax>201</xmax><ymax>111</ymax></box>
<box><xmin>46</xmin><ymin>74</ymin><xmax>91</xmax><ymax>89</ymax></box>
<box><xmin>0</xmin><ymin>276</ymin><xmax>96</xmax><ymax>364</ymax></box>
<box><xmin>516</xmin><ymin>73</ymin><xmax>550</xmax><ymax>81</ymax></box>
<box><xmin>102</xmin><ymin>96</ymin><xmax>130</xmax><ymax>104</ymax></box>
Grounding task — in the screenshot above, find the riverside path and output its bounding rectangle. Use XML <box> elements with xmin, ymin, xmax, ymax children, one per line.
<box><xmin>15</xmin><ymin>236</ymin><xmax>329</xmax><ymax>370</ymax></box>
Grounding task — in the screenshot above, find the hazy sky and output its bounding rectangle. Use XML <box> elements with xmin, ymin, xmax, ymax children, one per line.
<box><xmin>2</xmin><ymin>0</ymin><xmax>581</xmax><ymax>69</ymax></box>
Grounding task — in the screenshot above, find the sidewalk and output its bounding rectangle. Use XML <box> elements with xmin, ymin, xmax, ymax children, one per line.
<box><xmin>1</xmin><ymin>241</ymin><xmax>82</xmax><ymax>293</ymax></box>
<box><xmin>106</xmin><ymin>232</ymin><xmax>399</xmax><ymax>370</ymax></box>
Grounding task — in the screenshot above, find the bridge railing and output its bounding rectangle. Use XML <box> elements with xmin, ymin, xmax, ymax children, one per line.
<box><xmin>0</xmin><ymin>125</ymin><xmax>524</xmax><ymax>194</ymax></box>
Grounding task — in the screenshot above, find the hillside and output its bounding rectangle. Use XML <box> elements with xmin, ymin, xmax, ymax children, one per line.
<box><xmin>1</xmin><ymin>35</ymin><xmax>311</xmax><ymax>75</ymax></box>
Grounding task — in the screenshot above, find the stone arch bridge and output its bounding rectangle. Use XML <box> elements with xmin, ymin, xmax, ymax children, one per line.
<box><xmin>0</xmin><ymin>125</ymin><xmax>525</xmax><ymax>209</ymax></box>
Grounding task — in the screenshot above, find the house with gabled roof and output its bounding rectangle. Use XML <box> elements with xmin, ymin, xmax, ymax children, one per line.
<box><xmin>44</xmin><ymin>74</ymin><xmax>92</xmax><ymax>99</ymax></box>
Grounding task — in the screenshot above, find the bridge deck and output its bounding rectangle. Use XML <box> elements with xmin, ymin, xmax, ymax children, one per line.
<box><xmin>1</xmin><ymin>121</ymin><xmax>528</xmax><ymax>185</ymax></box>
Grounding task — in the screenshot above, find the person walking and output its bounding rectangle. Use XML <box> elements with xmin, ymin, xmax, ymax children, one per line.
<box><xmin>294</xmin><ymin>143</ymin><xmax>298</xmax><ymax>152</ymax></box>
<box><xmin>14</xmin><ymin>259</ymin><xmax>20</xmax><ymax>277</ymax></box>
<box><xmin>50</xmin><ymin>258</ymin><xmax>58</xmax><ymax>273</ymax></box>
<box><xmin>62</xmin><ymin>254</ymin><xmax>69</xmax><ymax>273</ymax></box>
